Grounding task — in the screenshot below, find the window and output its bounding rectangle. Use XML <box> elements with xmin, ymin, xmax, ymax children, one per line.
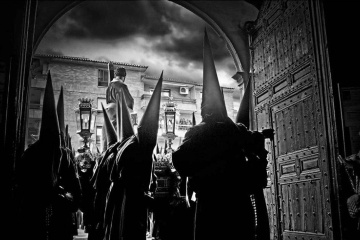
<box><xmin>96</xmin><ymin>126</ymin><xmax>103</xmax><ymax>147</ymax></box>
<box><xmin>162</xmin><ymin>89</ymin><xmax>170</xmax><ymax>97</ymax></box>
<box><xmin>98</xmin><ymin>69</ymin><xmax>108</xmax><ymax>87</ymax></box>
<box><xmin>97</xmin><ymin>97</ymin><xmax>107</xmax><ymax>110</ymax></box>
<box><xmin>150</xmin><ymin>88</ymin><xmax>171</xmax><ymax>97</ymax></box>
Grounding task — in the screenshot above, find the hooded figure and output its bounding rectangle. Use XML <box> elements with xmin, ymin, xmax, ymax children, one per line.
<box><xmin>235</xmin><ymin>80</ymin><xmax>271</xmax><ymax>240</ymax></box>
<box><xmin>172</xmin><ymin>29</ymin><xmax>256</xmax><ymax>240</ymax></box>
<box><xmin>15</xmin><ymin>71</ymin><xmax>78</xmax><ymax>240</ymax></box>
<box><xmin>88</xmin><ymin>103</ymin><xmax>120</xmax><ymax>240</ymax></box>
<box><xmin>102</xmin><ymin>72</ymin><xmax>163</xmax><ymax>240</ymax></box>
<box><xmin>56</xmin><ymin>85</ymin><xmax>82</xmax><ymax>238</ymax></box>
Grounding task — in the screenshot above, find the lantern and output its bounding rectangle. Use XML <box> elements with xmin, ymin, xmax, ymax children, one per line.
<box><xmin>74</xmin><ymin>98</ymin><xmax>97</xmax><ymax>151</ymax></box>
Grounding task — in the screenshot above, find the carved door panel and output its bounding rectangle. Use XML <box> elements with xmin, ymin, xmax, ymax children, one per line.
<box><xmin>252</xmin><ymin>1</ymin><xmax>334</xmax><ymax>239</ymax></box>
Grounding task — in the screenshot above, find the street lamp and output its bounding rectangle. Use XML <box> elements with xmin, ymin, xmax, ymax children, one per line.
<box><xmin>162</xmin><ymin>97</ymin><xmax>177</xmax><ymax>151</ymax></box>
<box><xmin>74</xmin><ymin>98</ymin><xmax>97</xmax><ymax>152</ymax></box>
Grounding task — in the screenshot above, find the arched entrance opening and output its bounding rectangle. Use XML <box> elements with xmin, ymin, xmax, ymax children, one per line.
<box><xmin>16</xmin><ymin>1</ymin><xmax>260</xmax><ymax>239</ymax></box>
<box><xmin>28</xmin><ymin>0</ymin><xmax>259</xmax><ymax>151</ymax></box>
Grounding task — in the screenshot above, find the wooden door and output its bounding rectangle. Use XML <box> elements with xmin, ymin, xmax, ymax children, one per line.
<box><xmin>251</xmin><ymin>1</ymin><xmax>334</xmax><ymax>239</ymax></box>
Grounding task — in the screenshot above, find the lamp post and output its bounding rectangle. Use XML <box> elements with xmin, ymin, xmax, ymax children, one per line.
<box><xmin>74</xmin><ymin>98</ymin><xmax>97</xmax><ymax>153</ymax></box>
<box><xmin>162</xmin><ymin>97</ymin><xmax>177</xmax><ymax>151</ymax></box>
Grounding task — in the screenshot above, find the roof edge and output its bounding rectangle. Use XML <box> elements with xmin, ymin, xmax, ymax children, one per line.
<box><xmin>34</xmin><ymin>53</ymin><xmax>148</xmax><ymax>69</ymax></box>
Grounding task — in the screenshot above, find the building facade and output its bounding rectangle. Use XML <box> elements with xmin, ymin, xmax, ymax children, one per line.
<box><xmin>27</xmin><ymin>54</ymin><xmax>240</xmax><ymax>152</ymax></box>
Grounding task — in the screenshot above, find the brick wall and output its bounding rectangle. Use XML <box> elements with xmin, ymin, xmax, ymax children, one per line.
<box><xmin>26</xmin><ymin>56</ymin><xmax>240</xmax><ymax>151</ymax></box>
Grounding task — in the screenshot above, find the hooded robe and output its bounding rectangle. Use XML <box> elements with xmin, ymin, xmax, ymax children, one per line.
<box><xmin>102</xmin><ymin>73</ymin><xmax>163</xmax><ymax>240</ymax></box>
<box><xmin>15</xmin><ymin>72</ymin><xmax>81</xmax><ymax>240</ymax></box>
<box><xmin>172</xmin><ymin>30</ymin><xmax>256</xmax><ymax>240</ymax></box>
<box><xmin>172</xmin><ymin>115</ymin><xmax>256</xmax><ymax>240</ymax></box>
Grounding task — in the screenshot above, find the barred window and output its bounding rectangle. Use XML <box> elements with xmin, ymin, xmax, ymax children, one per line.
<box><xmin>98</xmin><ymin>69</ymin><xmax>108</xmax><ymax>87</ymax></box>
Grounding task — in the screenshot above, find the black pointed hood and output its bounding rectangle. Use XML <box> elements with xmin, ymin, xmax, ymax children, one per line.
<box><xmin>137</xmin><ymin>71</ymin><xmax>163</xmax><ymax>148</ymax></box>
<box><xmin>235</xmin><ymin>79</ymin><xmax>251</xmax><ymax>128</ymax></box>
<box><xmin>201</xmin><ymin>29</ymin><xmax>227</xmax><ymax>119</ymax></box>
<box><xmin>65</xmin><ymin>124</ymin><xmax>69</xmax><ymax>148</ymax></box>
<box><xmin>57</xmin><ymin>86</ymin><xmax>66</xmax><ymax>147</ymax></box>
<box><xmin>66</xmin><ymin>124</ymin><xmax>72</xmax><ymax>150</ymax></box>
<box><xmin>221</xmin><ymin>87</ymin><xmax>226</xmax><ymax>110</ymax></box>
<box><xmin>156</xmin><ymin>144</ymin><xmax>160</xmax><ymax>154</ymax></box>
<box><xmin>68</xmin><ymin>136</ymin><xmax>72</xmax><ymax>151</ymax></box>
<box><xmin>192</xmin><ymin>112</ymin><xmax>196</xmax><ymax>126</ymax></box>
<box><xmin>116</xmin><ymin>93</ymin><xmax>135</xmax><ymax>143</ymax></box>
<box><xmin>102</xmin><ymin>103</ymin><xmax>118</xmax><ymax>147</ymax></box>
<box><xmin>39</xmin><ymin>71</ymin><xmax>60</xmax><ymax>145</ymax></box>
<box><xmin>102</xmin><ymin>126</ymin><xmax>107</xmax><ymax>152</ymax></box>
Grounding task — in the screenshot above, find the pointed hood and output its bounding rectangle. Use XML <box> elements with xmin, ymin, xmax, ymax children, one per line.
<box><xmin>68</xmin><ymin>136</ymin><xmax>72</xmax><ymax>150</ymax></box>
<box><xmin>39</xmin><ymin>71</ymin><xmax>60</xmax><ymax>145</ymax></box>
<box><xmin>57</xmin><ymin>86</ymin><xmax>66</xmax><ymax>147</ymax></box>
<box><xmin>65</xmin><ymin>124</ymin><xmax>69</xmax><ymax>148</ymax></box>
<box><xmin>201</xmin><ymin>29</ymin><xmax>227</xmax><ymax>119</ymax></box>
<box><xmin>221</xmin><ymin>87</ymin><xmax>226</xmax><ymax>108</ymax></box>
<box><xmin>102</xmin><ymin>103</ymin><xmax>118</xmax><ymax>147</ymax></box>
<box><xmin>235</xmin><ymin>79</ymin><xmax>251</xmax><ymax>128</ymax></box>
<box><xmin>156</xmin><ymin>144</ymin><xmax>160</xmax><ymax>154</ymax></box>
<box><xmin>137</xmin><ymin>71</ymin><xmax>163</xmax><ymax>148</ymax></box>
<box><xmin>116</xmin><ymin>93</ymin><xmax>135</xmax><ymax>143</ymax></box>
<box><xmin>102</xmin><ymin>126</ymin><xmax>107</xmax><ymax>152</ymax></box>
<box><xmin>66</xmin><ymin>124</ymin><xmax>72</xmax><ymax>150</ymax></box>
<box><xmin>192</xmin><ymin>112</ymin><xmax>196</xmax><ymax>126</ymax></box>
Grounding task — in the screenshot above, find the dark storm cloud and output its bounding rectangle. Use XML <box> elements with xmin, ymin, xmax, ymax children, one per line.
<box><xmin>153</xmin><ymin>28</ymin><xmax>230</xmax><ymax>63</ymax></box>
<box><xmin>57</xmin><ymin>0</ymin><xmax>230</xmax><ymax>63</ymax></box>
<box><xmin>61</xmin><ymin>1</ymin><xmax>172</xmax><ymax>39</ymax></box>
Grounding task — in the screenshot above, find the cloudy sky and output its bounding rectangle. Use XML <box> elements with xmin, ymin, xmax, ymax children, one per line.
<box><xmin>36</xmin><ymin>0</ymin><xmax>240</xmax><ymax>92</ymax></box>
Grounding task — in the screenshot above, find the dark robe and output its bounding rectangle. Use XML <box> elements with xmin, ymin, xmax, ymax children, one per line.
<box><xmin>172</xmin><ymin>116</ymin><xmax>256</xmax><ymax>240</ymax></box>
<box><xmin>103</xmin><ymin>135</ymin><xmax>154</xmax><ymax>240</ymax></box>
<box><xmin>89</xmin><ymin>142</ymin><xmax>121</xmax><ymax>240</ymax></box>
<box><xmin>152</xmin><ymin>166</ymin><xmax>191</xmax><ymax>240</ymax></box>
<box><xmin>106</xmin><ymin>80</ymin><xmax>134</xmax><ymax>110</ymax></box>
<box><xmin>78</xmin><ymin>160</ymin><xmax>96</xmax><ymax>233</ymax></box>
<box><xmin>53</xmin><ymin>147</ymin><xmax>82</xmax><ymax>240</ymax></box>
<box><xmin>15</xmin><ymin>141</ymin><xmax>81</xmax><ymax>240</ymax></box>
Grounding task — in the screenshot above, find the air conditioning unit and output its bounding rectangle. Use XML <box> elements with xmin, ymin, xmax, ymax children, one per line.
<box><xmin>179</xmin><ymin>86</ymin><xmax>189</xmax><ymax>95</ymax></box>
